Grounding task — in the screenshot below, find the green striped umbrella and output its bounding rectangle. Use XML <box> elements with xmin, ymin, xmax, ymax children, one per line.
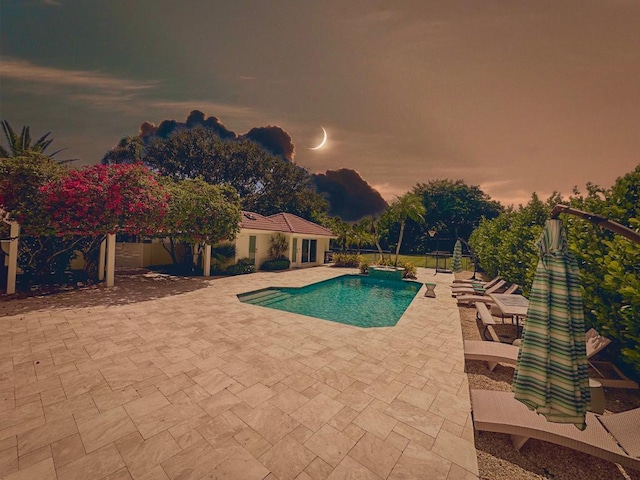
<box><xmin>512</xmin><ymin>219</ymin><xmax>590</xmax><ymax>429</ymax></box>
<box><xmin>452</xmin><ymin>239</ymin><xmax>463</xmax><ymax>273</ymax></box>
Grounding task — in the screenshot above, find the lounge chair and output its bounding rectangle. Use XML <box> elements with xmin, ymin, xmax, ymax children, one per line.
<box><xmin>456</xmin><ymin>283</ymin><xmax>519</xmax><ymax>306</ymax></box>
<box><xmin>452</xmin><ymin>275</ymin><xmax>501</xmax><ymax>286</ymax></box>
<box><xmin>451</xmin><ymin>279</ymin><xmax>506</xmax><ymax>297</ymax></box>
<box><xmin>470</xmin><ymin>389</ymin><xmax>640</xmax><ymax>471</ymax></box>
<box><xmin>464</xmin><ymin>328</ymin><xmax>611</xmax><ymax>372</ymax></box>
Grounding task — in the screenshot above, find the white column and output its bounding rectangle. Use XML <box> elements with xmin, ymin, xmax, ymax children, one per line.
<box><xmin>6</xmin><ymin>221</ymin><xmax>19</xmax><ymax>295</ymax></box>
<box><xmin>203</xmin><ymin>244</ymin><xmax>211</xmax><ymax>277</ymax></box>
<box><xmin>106</xmin><ymin>233</ymin><xmax>116</xmax><ymax>287</ymax></box>
<box><xmin>98</xmin><ymin>238</ymin><xmax>106</xmax><ymax>281</ymax></box>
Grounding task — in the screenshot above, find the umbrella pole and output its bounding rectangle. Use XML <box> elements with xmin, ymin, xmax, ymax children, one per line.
<box><xmin>550</xmin><ymin>205</ymin><xmax>640</xmax><ymax>245</ymax></box>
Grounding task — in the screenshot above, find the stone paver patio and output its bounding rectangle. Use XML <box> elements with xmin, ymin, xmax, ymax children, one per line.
<box><xmin>0</xmin><ymin>266</ymin><xmax>478</xmax><ymax>480</ymax></box>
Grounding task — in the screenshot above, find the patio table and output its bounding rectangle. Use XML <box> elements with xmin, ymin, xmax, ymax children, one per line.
<box><xmin>490</xmin><ymin>293</ymin><xmax>529</xmax><ymax>336</ymax></box>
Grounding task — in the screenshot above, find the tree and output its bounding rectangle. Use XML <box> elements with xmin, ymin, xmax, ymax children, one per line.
<box><xmin>0</xmin><ymin>154</ymin><xmax>75</xmax><ymax>285</ymax></box>
<box><xmin>468</xmin><ymin>169</ymin><xmax>640</xmax><ymax>378</ymax></box>
<box><xmin>157</xmin><ymin>178</ymin><xmax>242</xmax><ymax>271</ymax></box>
<box><xmin>351</xmin><ymin>219</ymin><xmax>374</xmax><ymax>253</ymax></box>
<box><xmin>564</xmin><ymin>166</ymin><xmax>640</xmax><ymax>375</ymax></box>
<box><xmin>42</xmin><ymin>164</ymin><xmax>168</xmax><ymax>236</ymax></box>
<box><xmin>102</xmin><ymin>126</ymin><xmax>327</xmax><ymax>220</ymax></box>
<box><xmin>41</xmin><ymin>164</ymin><xmax>169</xmax><ymax>280</ymax></box>
<box><xmin>0</xmin><ymin>154</ymin><xmax>66</xmax><ymax>233</ymax></box>
<box><xmin>100</xmin><ymin>136</ymin><xmax>145</xmax><ymax>165</ymax></box>
<box><xmin>469</xmin><ymin>193</ymin><xmax>550</xmax><ymax>296</ymax></box>
<box><xmin>388</xmin><ymin>193</ymin><xmax>425</xmax><ymax>265</ymax></box>
<box><xmin>1</xmin><ymin>120</ymin><xmax>74</xmax><ymax>163</ymax></box>
<box><xmin>396</xmin><ymin>179</ymin><xmax>503</xmax><ymax>253</ymax></box>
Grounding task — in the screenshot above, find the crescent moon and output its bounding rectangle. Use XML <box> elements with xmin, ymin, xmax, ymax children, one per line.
<box><xmin>310</xmin><ymin>127</ymin><xmax>328</xmax><ymax>150</ymax></box>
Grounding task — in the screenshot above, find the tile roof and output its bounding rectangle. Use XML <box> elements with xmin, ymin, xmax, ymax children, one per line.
<box><xmin>240</xmin><ymin>211</ymin><xmax>335</xmax><ymax>237</ymax></box>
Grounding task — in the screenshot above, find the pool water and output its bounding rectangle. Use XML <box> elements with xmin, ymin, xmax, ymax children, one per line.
<box><xmin>238</xmin><ymin>274</ymin><xmax>422</xmax><ymax>328</ymax></box>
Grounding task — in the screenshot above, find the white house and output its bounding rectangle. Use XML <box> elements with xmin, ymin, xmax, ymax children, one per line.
<box><xmin>236</xmin><ymin>211</ymin><xmax>336</xmax><ymax>268</ymax></box>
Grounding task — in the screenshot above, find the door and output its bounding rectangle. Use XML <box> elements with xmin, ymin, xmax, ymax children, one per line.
<box><xmin>248</xmin><ymin>236</ymin><xmax>256</xmax><ymax>264</ymax></box>
<box><xmin>301</xmin><ymin>239</ymin><xmax>317</xmax><ymax>264</ymax></box>
<box><xmin>292</xmin><ymin>238</ymin><xmax>297</xmax><ymax>263</ymax></box>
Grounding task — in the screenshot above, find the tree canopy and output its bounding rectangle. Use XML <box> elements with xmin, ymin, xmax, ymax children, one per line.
<box><xmin>102</xmin><ymin>126</ymin><xmax>327</xmax><ymax>221</ymax></box>
<box><xmin>379</xmin><ymin>179</ymin><xmax>503</xmax><ymax>254</ymax></box>
<box><xmin>41</xmin><ymin>163</ymin><xmax>169</xmax><ymax>236</ymax></box>
<box><xmin>0</xmin><ymin>154</ymin><xmax>66</xmax><ymax>234</ymax></box>
<box><xmin>158</xmin><ymin>177</ymin><xmax>241</xmax><ymax>245</ymax></box>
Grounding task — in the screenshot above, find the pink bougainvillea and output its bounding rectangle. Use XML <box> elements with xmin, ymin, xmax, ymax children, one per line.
<box><xmin>40</xmin><ymin>163</ymin><xmax>169</xmax><ymax>235</ymax></box>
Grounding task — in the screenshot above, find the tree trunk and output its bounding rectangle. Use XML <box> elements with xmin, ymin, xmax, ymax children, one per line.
<box><xmin>395</xmin><ymin>221</ymin><xmax>405</xmax><ymax>266</ymax></box>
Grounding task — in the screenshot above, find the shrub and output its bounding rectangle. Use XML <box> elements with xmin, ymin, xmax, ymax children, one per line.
<box><xmin>332</xmin><ymin>252</ymin><xmax>363</xmax><ymax>268</ymax></box>
<box><xmin>399</xmin><ymin>261</ymin><xmax>417</xmax><ymax>279</ymax></box>
<box><xmin>225</xmin><ymin>258</ymin><xmax>256</xmax><ymax>276</ymax></box>
<box><xmin>260</xmin><ymin>259</ymin><xmax>290</xmax><ymax>271</ymax></box>
<box><xmin>267</xmin><ymin>232</ymin><xmax>289</xmax><ymax>260</ymax></box>
<box><xmin>359</xmin><ymin>259</ymin><xmax>369</xmax><ymax>274</ymax></box>
<box><xmin>212</xmin><ymin>241</ymin><xmax>236</xmax><ymax>261</ymax></box>
<box><xmin>375</xmin><ymin>256</ymin><xmax>393</xmax><ymax>267</ymax></box>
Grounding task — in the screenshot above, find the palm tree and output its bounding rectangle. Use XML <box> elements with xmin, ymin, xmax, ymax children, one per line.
<box><xmin>0</xmin><ymin>120</ymin><xmax>74</xmax><ymax>163</ymax></box>
<box><xmin>360</xmin><ymin>216</ymin><xmax>385</xmax><ymax>258</ymax></box>
<box><xmin>388</xmin><ymin>193</ymin><xmax>426</xmax><ymax>265</ymax></box>
<box><xmin>352</xmin><ymin>220</ymin><xmax>373</xmax><ymax>253</ymax></box>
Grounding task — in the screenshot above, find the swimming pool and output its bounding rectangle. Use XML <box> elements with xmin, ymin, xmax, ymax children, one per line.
<box><xmin>238</xmin><ymin>274</ymin><xmax>422</xmax><ymax>327</ymax></box>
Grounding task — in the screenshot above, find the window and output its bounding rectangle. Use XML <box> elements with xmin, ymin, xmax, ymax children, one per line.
<box><xmin>292</xmin><ymin>238</ymin><xmax>297</xmax><ymax>262</ymax></box>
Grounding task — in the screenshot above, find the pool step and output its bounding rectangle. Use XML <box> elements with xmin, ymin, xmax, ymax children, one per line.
<box><xmin>240</xmin><ymin>289</ymin><xmax>291</xmax><ymax>306</ymax></box>
<box><xmin>240</xmin><ymin>289</ymin><xmax>280</xmax><ymax>302</ymax></box>
<box><xmin>252</xmin><ymin>292</ymin><xmax>291</xmax><ymax>306</ymax></box>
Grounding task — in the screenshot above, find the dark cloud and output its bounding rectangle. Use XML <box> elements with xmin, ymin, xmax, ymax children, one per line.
<box><xmin>312</xmin><ymin>168</ymin><xmax>388</xmax><ymax>222</ymax></box>
<box><xmin>138</xmin><ymin>110</ymin><xmax>237</xmax><ymax>140</ymax></box>
<box><xmin>241</xmin><ymin>126</ymin><xmax>295</xmax><ymax>162</ymax></box>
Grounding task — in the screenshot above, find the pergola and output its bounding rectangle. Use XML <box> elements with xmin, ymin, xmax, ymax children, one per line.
<box><xmin>1</xmin><ymin>210</ymin><xmax>19</xmax><ymax>295</ymax></box>
<box><xmin>1</xmin><ymin>214</ymin><xmax>214</xmax><ymax>295</ymax></box>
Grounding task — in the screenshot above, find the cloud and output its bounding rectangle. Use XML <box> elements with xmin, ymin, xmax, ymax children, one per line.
<box><xmin>312</xmin><ymin>168</ymin><xmax>388</xmax><ymax>222</ymax></box>
<box><xmin>0</xmin><ymin>56</ymin><xmax>158</xmax><ymax>93</ymax></box>
<box><xmin>241</xmin><ymin>126</ymin><xmax>295</xmax><ymax>162</ymax></box>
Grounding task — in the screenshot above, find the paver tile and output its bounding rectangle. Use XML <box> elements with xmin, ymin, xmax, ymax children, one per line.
<box><xmin>115</xmin><ymin>431</ymin><xmax>181</xmax><ymax>479</ymax></box>
<box><xmin>4</xmin><ymin>457</ymin><xmax>56</xmax><ymax>480</ymax></box>
<box><xmin>17</xmin><ymin>416</ymin><xmax>78</xmax><ymax>456</ymax></box>
<box><xmin>304</xmin><ymin>424</ymin><xmax>356</xmax><ymax>467</ymax></box>
<box><xmin>56</xmin><ymin>443</ymin><xmax>126</xmax><ymax>480</ymax></box>
<box><xmin>260</xmin><ymin>435</ymin><xmax>317</xmax><ymax>480</ymax></box>
<box><xmin>348</xmin><ymin>432</ymin><xmax>402</xmax><ymax>478</ymax></box>
<box><xmin>291</xmin><ymin>393</ymin><xmax>345</xmax><ymax>432</ymax></box>
<box><xmin>51</xmin><ymin>433</ymin><xmax>86</xmax><ymax>468</ymax></box>
<box><xmin>232</xmin><ymin>402</ymin><xmax>300</xmax><ymax>445</ymax></box>
<box><xmin>0</xmin><ymin>268</ymin><xmax>471</xmax><ymax>480</ymax></box>
<box><xmin>76</xmin><ymin>406</ymin><xmax>137</xmax><ymax>453</ymax></box>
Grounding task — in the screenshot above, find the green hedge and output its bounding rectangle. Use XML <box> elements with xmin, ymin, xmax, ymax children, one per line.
<box><xmin>260</xmin><ymin>259</ymin><xmax>290</xmax><ymax>271</ymax></box>
<box><xmin>469</xmin><ymin>166</ymin><xmax>640</xmax><ymax>378</ymax></box>
<box><xmin>225</xmin><ymin>258</ymin><xmax>256</xmax><ymax>276</ymax></box>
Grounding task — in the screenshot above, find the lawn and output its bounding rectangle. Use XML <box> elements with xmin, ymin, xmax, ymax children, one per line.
<box><xmin>359</xmin><ymin>252</ymin><xmax>474</xmax><ymax>270</ymax></box>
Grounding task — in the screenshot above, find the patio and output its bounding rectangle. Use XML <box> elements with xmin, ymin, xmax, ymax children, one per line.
<box><xmin>0</xmin><ymin>266</ymin><xmax>477</xmax><ymax>480</ymax></box>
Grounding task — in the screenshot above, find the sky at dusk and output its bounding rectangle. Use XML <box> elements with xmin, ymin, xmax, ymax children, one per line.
<box><xmin>1</xmin><ymin>0</ymin><xmax>639</xmax><ymax>207</ymax></box>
